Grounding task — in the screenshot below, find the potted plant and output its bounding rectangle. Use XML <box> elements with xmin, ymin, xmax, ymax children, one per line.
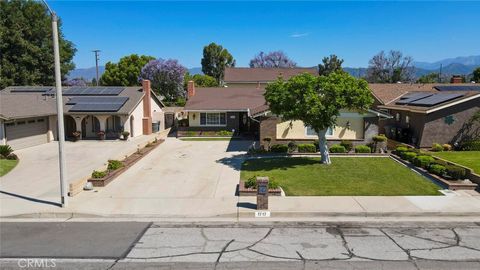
<box><xmin>72</xmin><ymin>131</ymin><xmax>81</xmax><ymax>142</ymax></box>
<box><xmin>121</xmin><ymin>131</ymin><xmax>130</xmax><ymax>140</ymax></box>
<box><xmin>97</xmin><ymin>130</ymin><xmax>105</xmax><ymax>140</ymax></box>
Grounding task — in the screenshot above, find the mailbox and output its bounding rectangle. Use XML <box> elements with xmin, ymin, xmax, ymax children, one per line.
<box><xmin>256</xmin><ymin>176</ymin><xmax>269</xmax><ymax>210</ymax></box>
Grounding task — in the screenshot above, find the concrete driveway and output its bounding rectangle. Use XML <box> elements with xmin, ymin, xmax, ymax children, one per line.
<box><xmin>81</xmin><ymin>138</ymin><xmax>251</xmax><ymax>199</ymax></box>
<box><xmin>0</xmin><ymin>132</ymin><xmax>167</xmax><ymax>207</ymax></box>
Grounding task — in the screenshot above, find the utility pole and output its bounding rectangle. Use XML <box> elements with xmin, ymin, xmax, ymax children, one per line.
<box><xmin>41</xmin><ymin>0</ymin><xmax>68</xmax><ymax>207</ymax></box>
<box><xmin>92</xmin><ymin>50</ymin><xmax>101</xmax><ymax>86</ymax></box>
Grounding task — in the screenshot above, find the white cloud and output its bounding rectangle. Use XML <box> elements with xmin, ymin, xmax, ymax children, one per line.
<box><xmin>290</xmin><ymin>32</ymin><xmax>310</xmax><ymax>38</ymax></box>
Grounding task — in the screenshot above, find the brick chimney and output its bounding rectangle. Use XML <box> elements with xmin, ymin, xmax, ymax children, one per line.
<box><xmin>450</xmin><ymin>75</ymin><xmax>464</xmax><ymax>84</ymax></box>
<box><xmin>142</xmin><ymin>80</ymin><xmax>152</xmax><ymax>135</ymax></box>
<box><xmin>187</xmin><ymin>80</ymin><xmax>195</xmax><ymax>98</ymax></box>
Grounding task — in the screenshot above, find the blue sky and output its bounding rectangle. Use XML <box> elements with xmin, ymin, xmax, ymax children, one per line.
<box><xmin>50</xmin><ymin>1</ymin><xmax>480</xmax><ymax>69</ymax></box>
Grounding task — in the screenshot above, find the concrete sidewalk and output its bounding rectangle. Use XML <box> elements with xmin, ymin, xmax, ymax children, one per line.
<box><xmin>2</xmin><ymin>191</ymin><xmax>480</xmax><ymax>221</ymax></box>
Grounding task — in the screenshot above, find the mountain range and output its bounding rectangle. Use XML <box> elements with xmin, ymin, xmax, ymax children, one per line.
<box><xmin>67</xmin><ymin>55</ymin><xmax>480</xmax><ymax>81</ymax></box>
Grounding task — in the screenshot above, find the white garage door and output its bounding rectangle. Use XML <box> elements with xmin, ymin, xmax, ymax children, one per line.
<box><xmin>5</xmin><ymin>117</ymin><xmax>48</xmax><ymax>150</ymax></box>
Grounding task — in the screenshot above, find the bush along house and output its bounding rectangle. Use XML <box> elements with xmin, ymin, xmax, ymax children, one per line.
<box><xmin>0</xmin><ymin>80</ymin><xmax>165</xmax><ymax>150</ymax></box>
<box><xmin>181</xmin><ymin>67</ymin><xmax>392</xmax><ymax>147</ymax></box>
<box><xmin>370</xmin><ymin>83</ymin><xmax>480</xmax><ymax>148</ymax></box>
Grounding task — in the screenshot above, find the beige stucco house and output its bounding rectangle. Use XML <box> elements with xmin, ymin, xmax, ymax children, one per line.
<box><xmin>0</xmin><ymin>80</ymin><xmax>164</xmax><ymax>150</ymax></box>
<box><xmin>183</xmin><ymin>68</ymin><xmax>390</xmax><ymax>146</ymax></box>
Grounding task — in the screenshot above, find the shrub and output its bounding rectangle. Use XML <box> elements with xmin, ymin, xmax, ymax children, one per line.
<box><xmin>185</xmin><ymin>131</ymin><xmax>197</xmax><ymax>136</ymax></box>
<box><xmin>442</xmin><ymin>144</ymin><xmax>452</xmax><ymax>151</ymax></box>
<box><xmin>245</xmin><ymin>176</ymin><xmax>257</xmax><ymax>189</ymax></box>
<box><xmin>401</xmin><ymin>151</ymin><xmax>417</xmax><ymax>162</ymax></box>
<box><xmin>428</xmin><ymin>164</ymin><xmax>446</xmax><ymax>176</ymax></box>
<box><xmin>413</xmin><ymin>155</ymin><xmax>435</xmax><ymax>168</ymax></box>
<box><xmin>431</xmin><ymin>159</ymin><xmax>448</xmax><ymax>166</ymax></box>
<box><xmin>268</xmin><ymin>179</ymin><xmax>279</xmax><ymax>189</ymax></box>
<box><xmin>287</xmin><ymin>141</ymin><xmax>298</xmax><ymax>152</ymax></box>
<box><xmin>354</xmin><ymin>145</ymin><xmax>371</xmax><ymax>153</ymax></box>
<box><xmin>297</xmin><ymin>143</ymin><xmax>317</xmax><ymax>153</ymax></box>
<box><xmin>394</xmin><ymin>146</ymin><xmax>409</xmax><ymax>155</ymax></box>
<box><xmin>217</xmin><ymin>130</ymin><xmax>233</xmax><ymax>136</ymax></box>
<box><xmin>431</xmin><ymin>143</ymin><xmax>443</xmax><ymax>152</ymax></box>
<box><xmin>270</xmin><ymin>144</ymin><xmax>288</xmax><ymax>153</ymax></box>
<box><xmin>313</xmin><ymin>140</ymin><xmax>319</xmax><ymax>151</ymax></box>
<box><xmin>330</xmin><ymin>144</ymin><xmax>347</xmax><ymax>153</ymax></box>
<box><xmin>372</xmin><ymin>134</ymin><xmax>387</xmax><ymax>142</ymax></box>
<box><xmin>6</xmin><ymin>153</ymin><xmax>18</xmax><ymax>160</ymax></box>
<box><xmin>340</xmin><ymin>140</ymin><xmax>353</xmax><ymax>152</ymax></box>
<box><xmin>121</xmin><ymin>131</ymin><xmax>130</xmax><ymax>138</ymax></box>
<box><xmin>91</xmin><ymin>170</ymin><xmax>108</xmax><ymax>179</ymax></box>
<box><xmin>445</xmin><ymin>165</ymin><xmax>467</xmax><ymax>180</ymax></box>
<box><xmin>460</xmin><ymin>140</ymin><xmax>480</xmax><ymax>151</ymax></box>
<box><xmin>107</xmin><ymin>160</ymin><xmax>124</xmax><ymax>171</ymax></box>
<box><xmin>0</xmin><ymin>145</ymin><xmax>13</xmax><ymax>157</ymax></box>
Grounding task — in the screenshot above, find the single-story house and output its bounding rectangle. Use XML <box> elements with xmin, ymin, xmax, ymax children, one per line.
<box><xmin>0</xmin><ymin>80</ymin><xmax>164</xmax><ymax>150</ymax></box>
<box><xmin>183</xmin><ymin>68</ymin><xmax>391</xmax><ymax>147</ymax></box>
<box><xmin>370</xmin><ymin>83</ymin><xmax>480</xmax><ymax>148</ymax></box>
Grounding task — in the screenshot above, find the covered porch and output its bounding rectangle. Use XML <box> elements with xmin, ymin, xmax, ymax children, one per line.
<box><xmin>63</xmin><ymin>114</ymin><xmax>134</xmax><ymax>140</ymax></box>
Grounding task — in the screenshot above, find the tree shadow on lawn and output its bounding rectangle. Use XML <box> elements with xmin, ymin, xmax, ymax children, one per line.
<box><xmin>217</xmin><ymin>156</ymin><xmax>320</xmax><ymax>172</ymax></box>
<box><xmin>241</xmin><ymin>157</ymin><xmax>320</xmax><ymax>172</ymax></box>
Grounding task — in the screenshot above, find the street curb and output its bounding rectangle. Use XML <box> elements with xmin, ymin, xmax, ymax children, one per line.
<box><xmin>3</xmin><ymin>210</ymin><xmax>480</xmax><ymax>219</ymax></box>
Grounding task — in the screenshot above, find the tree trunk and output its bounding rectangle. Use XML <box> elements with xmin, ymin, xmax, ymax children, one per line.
<box><xmin>317</xmin><ymin>129</ymin><xmax>331</xmax><ymax>164</ymax></box>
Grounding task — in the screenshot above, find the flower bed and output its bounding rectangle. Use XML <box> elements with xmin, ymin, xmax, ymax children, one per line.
<box><xmin>392</xmin><ymin>146</ymin><xmax>478</xmax><ymax>190</ymax></box>
<box><xmin>88</xmin><ymin>139</ymin><xmax>163</xmax><ymax>187</ymax></box>
<box><xmin>238</xmin><ymin>180</ymin><xmax>282</xmax><ymax>196</ymax></box>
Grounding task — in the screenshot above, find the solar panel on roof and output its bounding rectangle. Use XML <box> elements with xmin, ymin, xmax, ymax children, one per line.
<box><xmin>66</xmin><ymin>96</ymin><xmax>129</xmax><ymax>105</ymax></box>
<box><xmin>10</xmin><ymin>86</ymin><xmax>53</xmax><ymax>93</ymax></box>
<box><xmin>409</xmin><ymin>93</ymin><xmax>464</xmax><ymax>106</ymax></box>
<box><xmin>69</xmin><ymin>103</ymin><xmax>123</xmax><ymax>112</ymax></box>
<box><xmin>63</xmin><ymin>87</ymin><xmax>124</xmax><ymax>96</ymax></box>
<box><xmin>396</xmin><ymin>93</ymin><xmax>433</xmax><ymax>105</ymax></box>
<box><xmin>434</xmin><ymin>85</ymin><xmax>480</xmax><ymax>91</ymax></box>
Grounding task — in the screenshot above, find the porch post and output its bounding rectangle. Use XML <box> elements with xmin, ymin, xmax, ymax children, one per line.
<box><xmin>96</xmin><ymin>115</ymin><xmax>109</xmax><ymax>132</ymax></box>
<box><xmin>73</xmin><ymin>115</ymin><xmax>84</xmax><ymax>140</ymax></box>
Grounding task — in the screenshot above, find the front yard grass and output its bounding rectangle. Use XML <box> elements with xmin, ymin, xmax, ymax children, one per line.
<box><xmin>0</xmin><ymin>159</ymin><xmax>19</xmax><ymax>177</ymax></box>
<box><xmin>180</xmin><ymin>137</ymin><xmax>237</xmax><ymax>141</ymax></box>
<box><xmin>240</xmin><ymin>157</ymin><xmax>442</xmax><ymax>196</ymax></box>
<box><xmin>432</xmin><ymin>151</ymin><xmax>480</xmax><ymax>173</ymax></box>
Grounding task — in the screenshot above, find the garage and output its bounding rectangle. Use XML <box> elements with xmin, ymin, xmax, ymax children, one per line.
<box><xmin>5</xmin><ymin>117</ymin><xmax>49</xmax><ymax>150</ymax></box>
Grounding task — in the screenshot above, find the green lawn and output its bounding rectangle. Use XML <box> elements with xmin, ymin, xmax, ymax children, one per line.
<box><xmin>240</xmin><ymin>157</ymin><xmax>442</xmax><ymax>196</ymax></box>
<box><xmin>180</xmin><ymin>137</ymin><xmax>236</xmax><ymax>141</ymax></box>
<box><xmin>432</xmin><ymin>151</ymin><xmax>480</xmax><ymax>173</ymax></box>
<box><xmin>0</xmin><ymin>159</ymin><xmax>19</xmax><ymax>177</ymax></box>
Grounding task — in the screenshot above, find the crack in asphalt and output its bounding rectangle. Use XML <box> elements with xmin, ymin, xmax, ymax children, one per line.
<box><xmin>125</xmin><ymin>225</ymin><xmax>480</xmax><ymax>264</ymax></box>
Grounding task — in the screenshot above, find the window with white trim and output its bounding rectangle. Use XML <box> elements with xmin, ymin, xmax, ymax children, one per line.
<box><xmin>200</xmin><ymin>113</ymin><xmax>226</xmax><ymax>126</ymax></box>
<box><xmin>306</xmin><ymin>126</ymin><xmax>333</xmax><ymax>137</ymax></box>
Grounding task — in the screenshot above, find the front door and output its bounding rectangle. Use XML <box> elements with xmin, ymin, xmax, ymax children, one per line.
<box><xmin>238</xmin><ymin>112</ymin><xmax>249</xmax><ymax>133</ymax></box>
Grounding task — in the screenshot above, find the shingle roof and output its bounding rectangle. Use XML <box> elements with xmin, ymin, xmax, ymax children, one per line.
<box><xmin>184</xmin><ymin>87</ymin><xmax>266</xmax><ymax>113</ymax></box>
<box><xmin>0</xmin><ymin>86</ymin><xmax>156</xmax><ymax>119</ymax></box>
<box><xmin>369</xmin><ymin>83</ymin><xmax>478</xmax><ymax>105</ymax></box>
<box><xmin>378</xmin><ymin>91</ymin><xmax>480</xmax><ymax>113</ymax></box>
<box><xmin>224</xmin><ymin>67</ymin><xmax>317</xmax><ymax>83</ymax></box>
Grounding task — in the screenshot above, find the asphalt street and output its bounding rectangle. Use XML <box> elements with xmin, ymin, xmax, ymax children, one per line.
<box><xmin>1</xmin><ymin>222</ymin><xmax>480</xmax><ymax>269</ymax></box>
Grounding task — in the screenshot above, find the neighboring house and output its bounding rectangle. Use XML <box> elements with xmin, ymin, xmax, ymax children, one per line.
<box><xmin>0</xmin><ymin>80</ymin><xmax>164</xmax><ymax>150</ymax></box>
<box><xmin>223</xmin><ymin>67</ymin><xmax>317</xmax><ymax>88</ymax></box>
<box><xmin>370</xmin><ymin>84</ymin><xmax>480</xmax><ymax>148</ymax></box>
<box><xmin>183</xmin><ymin>68</ymin><xmax>391</xmax><ymax>147</ymax></box>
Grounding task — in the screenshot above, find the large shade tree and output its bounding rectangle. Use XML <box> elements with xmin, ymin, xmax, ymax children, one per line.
<box><xmin>201</xmin><ymin>43</ymin><xmax>235</xmax><ymax>83</ymax></box>
<box><xmin>472</xmin><ymin>67</ymin><xmax>480</xmax><ymax>83</ymax></box>
<box><xmin>265</xmin><ymin>72</ymin><xmax>374</xmax><ymax>164</ymax></box>
<box><xmin>140</xmin><ymin>58</ymin><xmax>187</xmax><ymax>101</ymax></box>
<box><xmin>366</xmin><ymin>50</ymin><xmax>414</xmax><ymax>83</ymax></box>
<box><xmin>101</xmin><ymin>54</ymin><xmax>155</xmax><ymax>86</ymax></box>
<box><xmin>249</xmin><ymin>51</ymin><xmax>297</xmax><ymax>68</ymax></box>
<box><xmin>0</xmin><ymin>0</ymin><xmax>76</xmax><ymax>88</ymax></box>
